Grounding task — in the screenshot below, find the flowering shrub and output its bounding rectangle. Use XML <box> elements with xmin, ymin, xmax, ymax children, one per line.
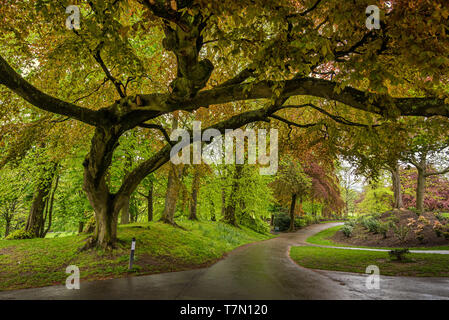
<box><xmin>433</xmin><ymin>221</ymin><xmax>449</xmax><ymax>239</ymax></box>
<box><xmin>407</xmin><ymin>216</ymin><xmax>430</xmax><ymax>243</ymax></box>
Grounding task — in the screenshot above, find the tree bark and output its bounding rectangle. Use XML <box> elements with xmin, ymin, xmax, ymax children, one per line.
<box><xmin>221</xmin><ymin>187</ymin><xmax>226</xmax><ymax>217</ymax></box>
<box><xmin>78</xmin><ymin>221</ymin><xmax>85</xmax><ymax>234</ymax></box>
<box><xmin>416</xmin><ymin>167</ymin><xmax>426</xmax><ymax>213</ymax></box>
<box><xmin>25</xmin><ymin>163</ymin><xmax>57</xmax><ymax>238</ymax></box>
<box><xmin>288</xmin><ymin>193</ymin><xmax>297</xmax><ymax>232</ymax></box>
<box><xmin>224</xmin><ymin>165</ymin><xmax>243</xmax><ymax>226</ymax></box>
<box><xmin>391</xmin><ymin>163</ymin><xmax>404</xmax><ymax>209</ymax></box>
<box><xmin>82</xmin><ymin>126</ymin><xmax>125</xmax><ymax>249</ymax></box>
<box><xmin>4</xmin><ymin>215</ymin><xmax>11</xmax><ymax>238</ymax></box>
<box><xmin>189</xmin><ymin>167</ymin><xmax>200</xmax><ymax>221</ymax></box>
<box><xmin>120</xmin><ymin>196</ymin><xmax>130</xmax><ymax>224</ymax></box>
<box><xmin>147</xmin><ymin>180</ymin><xmax>153</xmax><ymax>222</ymax></box>
<box><xmin>160</xmin><ymin>164</ymin><xmax>181</xmax><ymax>225</ymax></box>
<box><xmin>42</xmin><ymin>174</ymin><xmax>59</xmax><ymax>237</ymax></box>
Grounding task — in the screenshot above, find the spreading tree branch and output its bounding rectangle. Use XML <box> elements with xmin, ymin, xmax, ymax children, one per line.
<box><xmin>139</xmin><ymin>123</ymin><xmax>173</xmax><ymax>145</ymax></box>
<box><xmin>0</xmin><ymin>55</ymin><xmax>103</xmax><ymax>126</ymax></box>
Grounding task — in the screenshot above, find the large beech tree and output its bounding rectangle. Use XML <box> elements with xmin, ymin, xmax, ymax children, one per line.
<box><xmin>1</xmin><ymin>0</ymin><xmax>449</xmax><ymax>248</ymax></box>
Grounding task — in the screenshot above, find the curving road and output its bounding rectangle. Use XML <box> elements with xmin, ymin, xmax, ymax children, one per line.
<box><xmin>1</xmin><ymin>223</ymin><xmax>448</xmax><ymax>300</ymax></box>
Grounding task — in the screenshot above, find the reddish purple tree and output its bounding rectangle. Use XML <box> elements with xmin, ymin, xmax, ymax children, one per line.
<box><xmin>401</xmin><ymin>168</ymin><xmax>449</xmax><ymax>212</ymax></box>
<box><xmin>304</xmin><ymin>162</ymin><xmax>344</xmax><ymax>217</ymax></box>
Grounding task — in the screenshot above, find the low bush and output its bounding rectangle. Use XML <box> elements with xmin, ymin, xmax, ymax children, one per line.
<box><xmin>240</xmin><ymin>213</ymin><xmax>270</xmax><ymax>234</ymax></box>
<box><xmin>361</xmin><ymin>217</ymin><xmax>381</xmax><ymax>234</ymax></box>
<box><xmin>378</xmin><ymin>222</ymin><xmax>390</xmax><ymax>238</ymax></box>
<box><xmin>5</xmin><ymin>229</ymin><xmax>34</xmax><ymax>240</ymax></box>
<box><xmin>345</xmin><ymin>219</ymin><xmax>357</xmax><ymax>227</ymax></box>
<box><xmin>388</xmin><ymin>248</ymin><xmax>410</xmax><ymax>261</ymax></box>
<box><xmin>294</xmin><ymin>217</ymin><xmax>306</xmax><ymax>229</ymax></box>
<box><xmin>433</xmin><ymin>221</ymin><xmax>449</xmax><ymax>240</ymax></box>
<box><xmin>341</xmin><ymin>224</ymin><xmax>353</xmax><ymax>237</ymax></box>
<box><xmin>391</xmin><ymin>224</ymin><xmax>411</xmax><ymax>243</ymax></box>
<box><xmin>273</xmin><ymin>212</ymin><xmax>290</xmax><ymax>232</ymax></box>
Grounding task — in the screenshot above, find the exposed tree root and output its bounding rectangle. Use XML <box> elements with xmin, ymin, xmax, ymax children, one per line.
<box><xmin>160</xmin><ymin>218</ymin><xmax>187</xmax><ymax>230</ymax></box>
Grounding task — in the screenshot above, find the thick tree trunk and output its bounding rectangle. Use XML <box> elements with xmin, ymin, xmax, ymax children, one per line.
<box><xmin>161</xmin><ymin>165</ymin><xmax>181</xmax><ymax>225</ymax></box>
<box><xmin>416</xmin><ymin>167</ymin><xmax>426</xmax><ymax>213</ymax></box>
<box><xmin>25</xmin><ymin>164</ymin><xmax>57</xmax><ymax>238</ymax></box>
<box><xmin>82</xmin><ymin>126</ymin><xmax>125</xmax><ymax>249</ymax></box>
<box><xmin>288</xmin><ymin>193</ymin><xmax>297</xmax><ymax>232</ymax></box>
<box><xmin>189</xmin><ymin>167</ymin><xmax>200</xmax><ymax>221</ymax></box>
<box><xmin>224</xmin><ymin>165</ymin><xmax>243</xmax><ymax>226</ymax></box>
<box><xmin>391</xmin><ymin>163</ymin><xmax>404</xmax><ymax>209</ymax></box>
<box><xmin>147</xmin><ymin>180</ymin><xmax>153</xmax><ymax>222</ymax></box>
<box><xmin>95</xmin><ymin>202</ymin><xmax>119</xmax><ymax>247</ymax></box>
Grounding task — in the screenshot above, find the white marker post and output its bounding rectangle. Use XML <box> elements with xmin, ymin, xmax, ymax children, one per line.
<box><xmin>129</xmin><ymin>237</ymin><xmax>136</xmax><ymax>270</ymax></box>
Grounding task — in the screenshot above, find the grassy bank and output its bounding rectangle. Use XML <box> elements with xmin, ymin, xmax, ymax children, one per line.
<box><xmin>308</xmin><ymin>224</ymin><xmax>449</xmax><ymax>250</ymax></box>
<box><xmin>290</xmin><ymin>246</ymin><xmax>449</xmax><ymax>277</ymax></box>
<box><xmin>0</xmin><ymin>220</ymin><xmax>275</xmax><ymax>291</ymax></box>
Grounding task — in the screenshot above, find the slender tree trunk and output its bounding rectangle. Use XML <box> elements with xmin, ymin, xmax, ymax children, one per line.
<box><xmin>25</xmin><ymin>163</ymin><xmax>57</xmax><ymax>238</ymax></box>
<box><xmin>416</xmin><ymin>167</ymin><xmax>426</xmax><ymax>213</ymax></box>
<box><xmin>288</xmin><ymin>193</ymin><xmax>297</xmax><ymax>232</ymax></box>
<box><xmin>78</xmin><ymin>221</ymin><xmax>84</xmax><ymax>234</ymax></box>
<box><xmin>4</xmin><ymin>215</ymin><xmax>11</xmax><ymax>238</ymax></box>
<box><xmin>345</xmin><ymin>188</ymin><xmax>349</xmax><ymax>217</ymax></box>
<box><xmin>311</xmin><ymin>198</ymin><xmax>316</xmax><ymax>216</ymax></box>
<box><xmin>189</xmin><ymin>167</ymin><xmax>200</xmax><ymax>221</ymax></box>
<box><xmin>209</xmin><ymin>197</ymin><xmax>216</xmax><ymax>221</ymax></box>
<box><xmin>42</xmin><ymin>174</ymin><xmax>59</xmax><ymax>237</ymax></box>
<box><xmin>221</xmin><ymin>188</ymin><xmax>226</xmax><ymax>217</ymax></box>
<box><xmin>147</xmin><ymin>180</ymin><xmax>153</xmax><ymax>222</ymax></box>
<box><xmin>391</xmin><ymin>163</ymin><xmax>404</xmax><ymax>209</ymax></box>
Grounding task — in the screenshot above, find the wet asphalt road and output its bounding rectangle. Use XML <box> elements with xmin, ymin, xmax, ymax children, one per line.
<box><xmin>0</xmin><ymin>222</ymin><xmax>448</xmax><ymax>300</ymax></box>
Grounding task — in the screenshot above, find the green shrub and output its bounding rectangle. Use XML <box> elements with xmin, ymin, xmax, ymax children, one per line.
<box><xmin>341</xmin><ymin>225</ymin><xmax>353</xmax><ymax>237</ymax></box>
<box><xmin>391</xmin><ymin>224</ymin><xmax>410</xmax><ymax>243</ymax></box>
<box><xmin>346</xmin><ymin>219</ymin><xmax>357</xmax><ymax>227</ymax></box>
<box><xmin>435</xmin><ymin>213</ymin><xmax>449</xmax><ymax>223</ymax></box>
<box><xmin>433</xmin><ymin>221</ymin><xmax>449</xmax><ymax>240</ymax></box>
<box><xmin>5</xmin><ymin>229</ymin><xmax>34</xmax><ymax>240</ymax></box>
<box><xmin>239</xmin><ymin>214</ymin><xmax>270</xmax><ymax>234</ymax></box>
<box><xmin>303</xmin><ymin>215</ymin><xmax>320</xmax><ymax>225</ymax></box>
<box><xmin>294</xmin><ymin>217</ymin><xmax>306</xmax><ymax>228</ymax></box>
<box><xmin>388</xmin><ymin>248</ymin><xmax>410</xmax><ymax>261</ymax></box>
<box><xmin>273</xmin><ymin>212</ymin><xmax>291</xmax><ymax>232</ymax></box>
<box><xmin>361</xmin><ymin>217</ymin><xmax>381</xmax><ymax>234</ymax></box>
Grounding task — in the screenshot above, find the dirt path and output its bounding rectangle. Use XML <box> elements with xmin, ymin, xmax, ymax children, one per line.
<box><xmin>0</xmin><ymin>223</ymin><xmax>448</xmax><ymax>300</ymax></box>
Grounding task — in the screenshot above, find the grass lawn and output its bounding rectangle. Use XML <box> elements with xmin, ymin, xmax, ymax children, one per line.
<box><xmin>0</xmin><ymin>219</ymin><xmax>275</xmax><ymax>291</ymax></box>
<box><xmin>290</xmin><ymin>246</ymin><xmax>449</xmax><ymax>277</ymax></box>
<box><xmin>308</xmin><ymin>224</ymin><xmax>449</xmax><ymax>250</ymax></box>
